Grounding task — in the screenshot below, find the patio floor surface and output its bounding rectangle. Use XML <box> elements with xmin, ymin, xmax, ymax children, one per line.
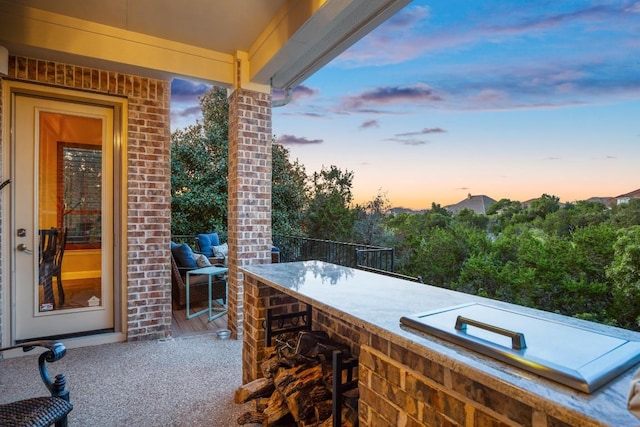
<box><xmin>0</xmin><ymin>333</ymin><xmax>259</xmax><ymax>426</ymax></box>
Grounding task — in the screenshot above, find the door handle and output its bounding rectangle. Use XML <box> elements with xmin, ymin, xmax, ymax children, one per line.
<box><xmin>17</xmin><ymin>243</ymin><xmax>33</xmax><ymax>255</ymax></box>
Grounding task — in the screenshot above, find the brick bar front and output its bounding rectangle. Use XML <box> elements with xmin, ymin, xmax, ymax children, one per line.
<box><xmin>241</xmin><ymin>261</ymin><xmax>640</xmax><ymax>427</ymax></box>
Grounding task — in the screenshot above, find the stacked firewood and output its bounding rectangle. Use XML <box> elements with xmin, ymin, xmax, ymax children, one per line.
<box><xmin>235</xmin><ymin>331</ymin><xmax>358</xmax><ymax>427</ymax></box>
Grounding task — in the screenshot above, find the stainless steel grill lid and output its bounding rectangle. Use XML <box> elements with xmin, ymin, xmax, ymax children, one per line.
<box><xmin>400</xmin><ymin>303</ymin><xmax>640</xmax><ymax>393</ymax></box>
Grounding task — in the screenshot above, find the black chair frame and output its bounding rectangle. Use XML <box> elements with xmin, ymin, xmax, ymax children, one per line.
<box><xmin>38</xmin><ymin>228</ymin><xmax>67</xmax><ymax>308</ymax></box>
<box><xmin>0</xmin><ymin>340</ymin><xmax>72</xmax><ymax>426</ymax></box>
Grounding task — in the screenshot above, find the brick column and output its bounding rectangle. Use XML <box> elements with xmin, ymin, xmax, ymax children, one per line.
<box><xmin>227</xmin><ymin>88</ymin><xmax>272</xmax><ymax>339</ymax></box>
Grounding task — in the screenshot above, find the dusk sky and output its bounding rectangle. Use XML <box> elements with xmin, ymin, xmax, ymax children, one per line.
<box><xmin>171</xmin><ymin>0</ymin><xmax>640</xmax><ymax>210</ymax></box>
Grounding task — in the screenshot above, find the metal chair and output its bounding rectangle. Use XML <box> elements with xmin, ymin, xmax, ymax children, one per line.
<box><xmin>0</xmin><ymin>341</ymin><xmax>73</xmax><ymax>426</ymax></box>
<box><xmin>39</xmin><ymin>228</ymin><xmax>67</xmax><ymax>308</ymax></box>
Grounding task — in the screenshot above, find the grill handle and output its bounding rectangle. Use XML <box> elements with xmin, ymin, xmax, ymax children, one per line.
<box><xmin>455</xmin><ymin>315</ymin><xmax>527</xmax><ymax>350</ymax></box>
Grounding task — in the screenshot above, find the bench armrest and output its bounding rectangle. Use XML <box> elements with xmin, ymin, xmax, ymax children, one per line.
<box><xmin>0</xmin><ymin>340</ymin><xmax>69</xmax><ymax>399</ymax></box>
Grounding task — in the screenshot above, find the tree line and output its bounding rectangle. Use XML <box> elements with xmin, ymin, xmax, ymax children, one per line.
<box><xmin>171</xmin><ymin>87</ymin><xmax>640</xmax><ymax>331</ymax></box>
<box><xmin>386</xmin><ymin>196</ymin><xmax>640</xmax><ymax>331</ymax></box>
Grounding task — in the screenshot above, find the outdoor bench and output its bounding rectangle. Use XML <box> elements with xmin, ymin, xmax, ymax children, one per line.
<box><xmin>0</xmin><ymin>340</ymin><xmax>72</xmax><ymax>427</ymax></box>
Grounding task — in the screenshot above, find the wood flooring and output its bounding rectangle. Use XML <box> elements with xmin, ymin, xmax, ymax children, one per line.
<box><xmin>171</xmin><ymin>301</ymin><xmax>228</xmax><ymax>338</ymax></box>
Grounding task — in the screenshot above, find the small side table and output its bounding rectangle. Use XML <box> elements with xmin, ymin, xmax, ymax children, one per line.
<box><xmin>185</xmin><ymin>266</ymin><xmax>228</xmax><ymax>321</ymax></box>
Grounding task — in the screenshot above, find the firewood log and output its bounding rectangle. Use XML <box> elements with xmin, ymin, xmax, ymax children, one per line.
<box><xmin>262</xmin><ymin>387</ymin><xmax>292</xmax><ymax>425</ymax></box>
<box><xmin>237</xmin><ymin>410</ymin><xmax>266</xmax><ymax>425</ymax></box>
<box><xmin>261</xmin><ymin>353</ymin><xmax>316</xmax><ymax>378</ymax></box>
<box><xmin>264</xmin><ymin>346</ymin><xmax>277</xmax><ymax>358</ymax></box>
<box><xmin>274</xmin><ymin>363</ymin><xmax>333</xmax><ymax>425</ymax></box>
<box><xmin>235</xmin><ymin>377</ymin><xmax>275</xmax><ymax>403</ymax></box>
<box><xmin>253</xmin><ymin>396</ymin><xmax>269</xmax><ymax>413</ymax></box>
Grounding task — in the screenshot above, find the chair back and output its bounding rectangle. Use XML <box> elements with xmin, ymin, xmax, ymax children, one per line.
<box><xmin>38</xmin><ymin>228</ymin><xmax>59</xmax><ymax>269</ymax></box>
<box><xmin>54</xmin><ymin>227</ymin><xmax>67</xmax><ymax>269</ymax></box>
<box><xmin>170</xmin><ymin>251</ymin><xmax>185</xmax><ymax>286</ymax></box>
<box><xmin>39</xmin><ymin>227</ymin><xmax>67</xmax><ymax>278</ymax></box>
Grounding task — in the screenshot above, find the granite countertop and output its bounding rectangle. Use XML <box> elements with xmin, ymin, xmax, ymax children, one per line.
<box><xmin>242</xmin><ymin>260</ymin><xmax>640</xmax><ymax>426</ymax></box>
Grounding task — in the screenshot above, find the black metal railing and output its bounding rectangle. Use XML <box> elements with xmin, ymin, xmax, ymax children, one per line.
<box><xmin>355</xmin><ymin>248</ymin><xmax>395</xmax><ymax>272</ymax></box>
<box><xmin>273</xmin><ymin>235</ymin><xmax>394</xmax><ymax>271</ymax></box>
<box><xmin>171</xmin><ymin>234</ymin><xmax>422</xmax><ymax>282</ymax></box>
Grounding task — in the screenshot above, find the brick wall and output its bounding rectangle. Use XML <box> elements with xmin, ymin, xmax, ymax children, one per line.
<box><xmin>242</xmin><ymin>276</ymin><xmax>595</xmax><ymax>427</ymax></box>
<box><xmin>0</xmin><ymin>56</ymin><xmax>172</xmax><ymax>341</ymax></box>
<box><xmin>228</xmin><ymin>88</ymin><xmax>273</xmax><ymax>340</ymax></box>
<box><xmin>357</xmin><ymin>343</ymin><xmax>586</xmax><ymax>427</ymax></box>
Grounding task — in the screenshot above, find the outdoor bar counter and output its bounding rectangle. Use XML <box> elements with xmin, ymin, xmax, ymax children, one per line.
<box><xmin>241</xmin><ymin>261</ymin><xmax>640</xmax><ymax>426</ymax></box>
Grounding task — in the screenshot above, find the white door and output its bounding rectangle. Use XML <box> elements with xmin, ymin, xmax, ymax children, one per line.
<box><xmin>12</xmin><ymin>94</ymin><xmax>115</xmax><ymax>341</ymax></box>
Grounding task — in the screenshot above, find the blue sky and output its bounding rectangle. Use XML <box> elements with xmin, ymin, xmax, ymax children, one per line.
<box><xmin>171</xmin><ymin>0</ymin><xmax>640</xmax><ymax>210</ymax></box>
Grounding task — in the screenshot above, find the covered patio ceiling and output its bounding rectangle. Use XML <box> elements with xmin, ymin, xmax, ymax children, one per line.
<box><xmin>0</xmin><ymin>0</ymin><xmax>411</xmax><ymax>90</ymax></box>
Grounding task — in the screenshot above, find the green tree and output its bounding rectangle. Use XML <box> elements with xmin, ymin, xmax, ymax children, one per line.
<box><xmin>609</xmin><ymin>199</ymin><xmax>640</xmax><ymax>228</ymax></box>
<box><xmin>486</xmin><ymin>198</ymin><xmax>523</xmax><ymax>216</ymax></box>
<box><xmin>412</xmin><ymin>227</ymin><xmax>465</xmax><ymax>287</ymax></box>
<box><xmin>385</xmin><ymin>205</ymin><xmax>453</xmax><ymax>276</ymax></box>
<box><xmin>607</xmin><ymin>225</ymin><xmax>640</xmax><ymax>329</ymax></box>
<box><xmin>425</xmin><ymin>203</ymin><xmax>452</xmax><ymax>229</ymax></box>
<box><xmin>352</xmin><ymin>191</ymin><xmax>393</xmax><ymax>246</ymax></box>
<box><xmin>272</xmin><ymin>142</ymin><xmax>308</xmax><ymax>236</ymax></box>
<box><xmin>539</xmin><ymin>200</ymin><xmax>609</xmax><ymax>237</ymax></box>
<box><xmin>171</xmin><ymin>87</ymin><xmax>311</xmax><ymax>237</ymax></box>
<box><xmin>171</xmin><ymin>88</ymin><xmax>228</xmax><ymax>235</ymax></box>
<box><xmin>454</xmin><ymin>208</ymin><xmax>489</xmax><ymax>230</ymax></box>
<box><xmin>570</xmin><ymin>224</ymin><xmax>616</xmax><ymax>284</ymax></box>
<box><xmin>385</xmin><ymin>211</ymin><xmax>430</xmax><ymax>270</ymax></box>
<box><xmin>527</xmin><ymin>193</ymin><xmax>561</xmax><ymax>220</ymax></box>
<box><xmin>303</xmin><ymin>165</ymin><xmax>355</xmax><ymax>241</ymax></box>
<box><xmin>409</xmin><ymin>223</ymin><xmax>486</xmax><ymax>288</ymax></box>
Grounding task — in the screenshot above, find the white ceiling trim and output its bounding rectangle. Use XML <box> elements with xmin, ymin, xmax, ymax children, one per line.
<box><xmin>0</xmin><ymin>1</ymin><xmax>235</xmax><ymax>84</ymax></box>
<box><xmin>257</xmin><ymin>0</ymin><xmax>412</xmax><ymax>90</ymax></box>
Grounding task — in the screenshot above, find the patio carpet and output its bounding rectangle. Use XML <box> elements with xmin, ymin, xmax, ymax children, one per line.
<box><xmin>0</xmin><ymin>334</ymin><xmax>259</xmax><ymax>426</ymax></box>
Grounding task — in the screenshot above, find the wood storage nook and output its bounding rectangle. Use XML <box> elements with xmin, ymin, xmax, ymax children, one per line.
<box><xmin>236</xmin><ymin>330</ymin><xmax>359</xmax><ymax>427</ymax></box>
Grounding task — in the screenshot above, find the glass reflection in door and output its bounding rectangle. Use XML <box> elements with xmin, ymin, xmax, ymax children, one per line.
<box><xmin>38</xmin><ymin>112</ymin><xmax>103</xmax><ymax>312</ymax></box>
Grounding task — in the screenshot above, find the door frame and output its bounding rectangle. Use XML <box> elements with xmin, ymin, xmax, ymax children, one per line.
<box><xmin>1</xmin><ymin>80</ymin><xmax>129</xmax><ymax>349</ymax></box>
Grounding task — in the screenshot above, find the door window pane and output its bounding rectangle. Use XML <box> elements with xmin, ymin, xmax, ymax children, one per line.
<box><xmin>58</xmin><ymin>144</ymin><xmax>102</xmax><ymax>249</ymax></box>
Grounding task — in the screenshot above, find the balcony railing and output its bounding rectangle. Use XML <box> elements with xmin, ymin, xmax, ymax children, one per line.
<box><xmin>274</xmin><ymin>235</ymin><xmax>394</xmax><ymax>271</ymax></box>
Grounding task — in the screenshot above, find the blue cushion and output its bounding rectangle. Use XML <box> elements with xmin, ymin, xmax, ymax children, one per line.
<box><xmin>171</xmin><ymin>243</ymin><xmax>197</xmax><ymax>268</ymax></box>
<box><xmin>197</xmin><ymin>233</ymin><xmax>219</xmax><ymax>257</ymax></box>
